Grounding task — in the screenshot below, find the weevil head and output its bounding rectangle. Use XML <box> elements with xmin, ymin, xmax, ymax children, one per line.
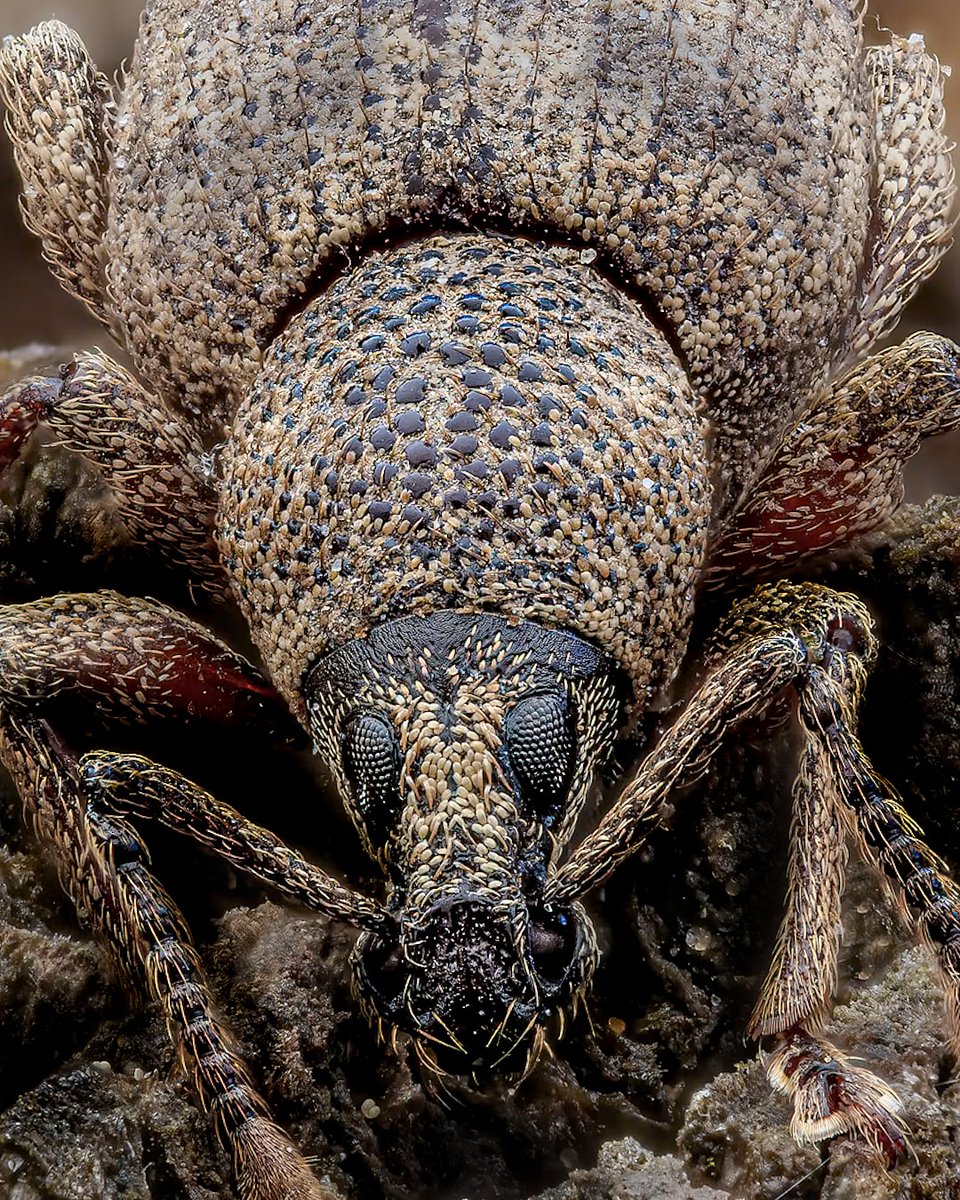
<box><xmin>305</xmin><ymin>612</ymin><xmax>626</xmax><ymax>1078</ymax></box>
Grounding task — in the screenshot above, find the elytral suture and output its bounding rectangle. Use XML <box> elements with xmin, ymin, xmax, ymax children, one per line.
<box><xmin>0</xmin><ymin>1</ymin><xmax>959</xmax><ymax>1198</ymax></box>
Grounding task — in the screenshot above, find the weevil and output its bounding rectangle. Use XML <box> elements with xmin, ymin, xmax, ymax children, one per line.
<box><xmin>0</xmin><ymin>0</ymin><xmax>959</xmax><ymax>1196</ymax></box>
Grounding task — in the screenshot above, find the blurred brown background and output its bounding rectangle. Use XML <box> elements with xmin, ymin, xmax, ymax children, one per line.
<box><xmin>0</xmin><ymin>0</ymin><xmax>956</xmax><ymax>492</ymax></box>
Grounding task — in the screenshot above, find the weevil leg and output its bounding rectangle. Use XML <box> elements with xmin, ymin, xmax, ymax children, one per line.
<box><xmin>0</xmin><ymin>591</ymin><xmax>295</xmax><ymax>740</ymax></box>
<box><xmin>707</xmin><ymin>332</ymin><xmax>960</xmax><ymax>583</ymax></box>
<box><xmin>0</xmin><ymin>352</ymin><xmax>226</xmax><ymax>592</ymax></box>
<box><xmin>548</xmin><ymin>581</ymin><xmax>960</xmax><ymax>1162</ymax></box>
<box><xmin>79</xmin><ymin>750</ymin><xmax>383</xmax><ymax>928</ymax></box>
<box><xmin>745</xmin><ymin>699</ymin><xmax>907</xmax><ymax>1163</ymax></box>
<box><xmin>0</xmin><ymin>591</ymin><xmax>376</xmax><ymax>1198</ymax></box>
<box><xmin>0</xmin><ymin>22</ymin><xmax>116</xmax><ymax>332</ymax></box>
<box><xmin>796</xmin><ymin>646</ymin><xmax>960</xmax><ymax>1050</ymax></box>
<box><xmin>762</xmin><ymin>1031</ymin><xmax>907</xmax><ymax>1165</ymax></box>
<box><xmin>747</xmin><ymin>732</ymin><xmax>847</xmax><ymax>1042</ymax></box>
<box><xmin>0</xmin><ymin>590</ymin><xmax>375</xmax><ymax>927</ymax></box>
<box><xmin>841</xmin><ymin>35</ymin><xmax>956</xmax><ymax>365</ymax></box>
<box><xmin>0</xmin><ymin>710</ymin><xmax>339</xmax><ymax>1200</ymax></box>
<box><xmin>746</xmin><ymin>643</ymin><xmax>960</xmax><ymax>1164</ymax></box>
<box><xmin>708</xmin><ymin>31</ymin><xmax>958</xmax><ymax>584</ymax></box>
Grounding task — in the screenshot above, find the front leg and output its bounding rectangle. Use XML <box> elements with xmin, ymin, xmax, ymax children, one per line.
<box><xmin>0</xmin><ymin>591</ymin><xmax>369</xmax><ymax>1199</ymax></box>
<box><xmin>1</xmin><ymin>710</ymin><xmax>336</xmax><ymax>1200</ymax></box>
<box><xmin>549</xmin><ymin>581</ymin><xmax>960</xmax><ymax>1162</ymax></box>
<box><xmin>745</xmin><ymin>667</ymin><xmax>913</xmax><ymax>1163</ymax></box>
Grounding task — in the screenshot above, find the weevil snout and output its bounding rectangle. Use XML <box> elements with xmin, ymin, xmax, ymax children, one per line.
<box><xmin>353</xmin><ymin>895</ymin><xmax>595</xmax><ymax>1075</ymax></box>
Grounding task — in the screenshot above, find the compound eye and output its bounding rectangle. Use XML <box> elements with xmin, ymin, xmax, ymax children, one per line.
<box><xmin>505</xmin><ymin>691</ymin><xmax>576</xmax><ymax>820</ymax></box>
<box><xmin>341</xmin><ymin>711</ymin><xmax>401</xmax><ymax>847</ymax></box>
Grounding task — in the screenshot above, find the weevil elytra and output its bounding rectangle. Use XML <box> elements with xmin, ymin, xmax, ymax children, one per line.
<box><xmin>0</xmin><ymin>0</ymin><xmax>959</xmax><ymax>1196</ymax></box>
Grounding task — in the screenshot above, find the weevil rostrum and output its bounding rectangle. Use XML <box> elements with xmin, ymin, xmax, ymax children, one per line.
<box><xmin>0</xmin><ymin>0</ymin><xmax>959</xmax><ymax>1196</ymax></box>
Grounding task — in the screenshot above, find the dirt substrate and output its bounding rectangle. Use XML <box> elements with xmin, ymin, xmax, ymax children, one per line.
<box><xmin>0</xmin><ymin>352</ymin><xmax>958</xmax><ymax>1200</ymax></box>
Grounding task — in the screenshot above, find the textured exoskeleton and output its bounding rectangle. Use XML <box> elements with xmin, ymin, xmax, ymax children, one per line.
<box><xmin>0</xmin><ymin>0</ymin><xmax>959</xmax><ymax>1196</ymax></box>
